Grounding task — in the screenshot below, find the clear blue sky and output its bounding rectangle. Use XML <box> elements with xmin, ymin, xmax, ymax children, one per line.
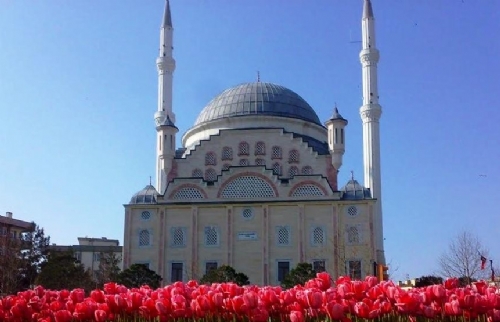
<box><xmin>1</xmin><ymin>0</ymin><xmax>499</xmax><ymax>281</ymax></box>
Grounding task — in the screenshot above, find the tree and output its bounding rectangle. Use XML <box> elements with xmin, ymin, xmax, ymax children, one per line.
<box><xmin>0</xmin><ymin>223</ymin><xmax>50</xmax><ymax>295</ymax></box>
<box><xmin>439</xmin><ymin>231</ymin><xmax>489</xmax><ymax>283</ymax></box>
<box><xmin>17</xmin><ymin>225</ymin><xmax>50</xmax><ymax>290</ymax></box>
<box><xmin>200</xmin><ymin>265</ymin><xmax>250</xmax><ymax>286</ymax></box>
<box><xmin>95</xmin><ymin>251</ymin><xmax>122</xmax><ymax>288</ymax></box>
<box><xmin>415</xmin><ymin>275</ymin><xmax>443</xmax><ymax>287</ymax></box>
<box><xmin>281</xmin><ymin>262</ymin><xmax>316</xmax><ymax>289</ymax></box>
<box><xmin>116</xmin><ymin>264</ymin><xmax>162</xmax><ymax>288</ymax></box>
<box><xmin>36</xmin><ymin>251</ymin><xmax>94</xmax><ymax>292</ymax></box>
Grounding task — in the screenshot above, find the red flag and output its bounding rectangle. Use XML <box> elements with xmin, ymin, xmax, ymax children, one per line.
<box><xmin>481</xmin><ymin>255</ymin><xmax>487</xmax><ymax>270</ymax></box>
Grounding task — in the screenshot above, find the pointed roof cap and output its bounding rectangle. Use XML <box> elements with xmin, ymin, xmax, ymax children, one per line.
<box><xmin>162</xmin><ymin>0</ymin><xmax>173</xmax><ymax>27</ymax></box>
<box><xmin>363</xmin><ymin>0</ymin><xmax>374</xmax><ymax>19</ymax></box>
<box><xmin>325</xmin><ymin>106</ymin><xmax>348</xmax><ymax>125</ymax></box>
<box><xmin>340</xmin><ymin>179</ymin><xmax>372</xmax><ymax>200</ymax></box>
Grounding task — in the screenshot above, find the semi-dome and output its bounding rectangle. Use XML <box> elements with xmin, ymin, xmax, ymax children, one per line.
<box><xmin>194</xmin><ymin>82</ymin><xmax>322</xmax><ymax>126</ymax></box>
<box><xmin>340</xmin><ymin>180</ymin><xmax>372</xmax><ymax>200</ymax></box>
<box><xmin>129</xmin><ymin>185</ymin><xmax>159</xmax><ymax>204</ymax></box>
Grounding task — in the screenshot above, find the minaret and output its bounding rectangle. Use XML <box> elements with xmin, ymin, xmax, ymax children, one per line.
<box><xmin>359</xmin><ymin>0</ymin><xmax>385</xmax><ymax>264</ymax></box>
<box><xmin>154</xmin><ymin>0</ymin><xmax>178</xmax><ymax>194</ymax></box>
<box><xmin>325</xmin><ymin>106</ymin><xmax>348</xmax><ymax>171</ymax></box>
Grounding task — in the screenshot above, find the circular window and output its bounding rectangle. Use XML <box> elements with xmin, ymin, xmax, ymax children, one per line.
<box><xmin>242</xmin><ymin>208</ymin><xmax>254</xmax><ymax>220</ymax></box>
<box><xmin>141</xmin><ymin>211</ymin><xmax>151</xmax><ymax>220</ymax></box>
<box><xmin>347</xmin><ymin>206</ymin><xmax>358</xmax><ymax>217</ymax></box>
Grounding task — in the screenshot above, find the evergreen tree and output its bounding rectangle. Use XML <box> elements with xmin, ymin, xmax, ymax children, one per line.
<box><xmin>281</xmin><ymin>262</ymin><xmax>316</xmax><ymax>289</ymax></box>
<box><xmin>0</xmin><ymin>222</ymin><xmax>50</xmax><ymax>294</ymax></box>
<box><xmin>36</xmin><ymin>251</ymin><xmax>94</xmax><ymax>292</ymax></box>
<box><xmin>18</xmin><ymin>225</ymin><xmax>50</xmax><ymax>290</ymax></box>
<box><xmin>200</xmin><ymin>265</ymin><xmax>250</xmax><ymax>286</ymax></box>
<box><xmin>415</xmin><ymin>275</ymin><xmax>443</xmax><ymax>287</ymax></box>
<box><xmin>116</xmin><ymin>264</ymin><xmax>162</xmax><ymax>288</ymax></box>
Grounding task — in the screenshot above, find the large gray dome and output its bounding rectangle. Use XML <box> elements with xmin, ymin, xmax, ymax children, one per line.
<box><xmin>194</xmin><ymin>82</ymin><xmax>322</xmax><ymax>126</ymax></box>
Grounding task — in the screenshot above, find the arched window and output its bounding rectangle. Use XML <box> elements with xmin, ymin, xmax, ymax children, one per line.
<box><xmin>255</xmin><ymin>158</ymin><xmax>266</xmax><ymax>166</ymax></box>
<box><xmin>204</xmin><ymin>226</ymin><xmax>219</xmax><ymax>246</ymax></box>
<box><xmin>312</xmin><ymin>226</ymin><xmax>325</xmax><ymax>245</ymax></box>
<box><xmin>288</xmin><ymin>166</ymin><xmax>299</xmax><ymax>178</ymax></box>
<box><xmin>205</xmin><ymin>168</ymin><xmax>217</xmax><ymax>182</ymax></box>
<box><xmin>139</xmin><ymin>230</ymin><xmax>150</xmax><ymax>246</ymax></box>
<box><xmin>272</xmin><ymin>162</ymin><xmax>282</xmax><ymax>176</ymax></box>
<box><xmin>276</xmin><ymin>226</ymin><xmax>290</xmax><ymax>245</ymax></box>
<box><xmin>301</xmin><ymin>166</ymin><xmax>313</xmax><ymax>175</ymax></box>
<box><xmin>288</xmin><ymin>149</ymin><xmax>300</xmax><ymax>163</ymax></box>
<box><xmin>347</xmin><ymin>226</ymin><xmax>360</xmax><ymax>244</ymax></box>
<box><xmin>255</xmin><ymin>141</ymin><xmax>266</xmax><ymax>155</ymax></box>
<box><xmin>238</xmin><ymin>142</ymin><xmax>249</xmax><ymax>156</ymax></box>
<box><xmin>220</xmin><ymin>175</ymin><xmax>276</xmax><ymax>198</ymax></box>
<box><xmin>171</xmin><ymin>227</ymin><xmax>186</xmax><ymax>247</ymax></box>
<box><xmin>222</xmin><ymin>147</ymin><xmax>233</xmax><ymax>160</ymax></box>
<box><xmin>239</xmin><ymin>159</ymin><xmax>249</xmax><ymax>166</ymax></box>
<box><xmin>205</xmin><ymin>152</ymin><xmax>216</xmax><ymax>166</ymax></box>
<box><xmin>271</xmin><ymin>146</ymin><xmax>282</xmax><ymax>159</ymax></box>
<box><xmin>192</xmin><ymin>168</ymin><xmax>203</xmax><ymax>178</ymax></box>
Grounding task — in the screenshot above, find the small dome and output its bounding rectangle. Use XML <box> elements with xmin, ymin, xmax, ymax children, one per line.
<box><xmin>129</xmin><ymin>185</ymin><xmax>159</xmax><ymax>204</ymax></box>
<box><xmin>194</xmin><ymin>82</ymin><xmax>322</xmax><ymax>126</ymax></box>
<box><xmin>340</xmin><ymin>180</ymin><xmax>372</xmax><ymax>200</ymax></box>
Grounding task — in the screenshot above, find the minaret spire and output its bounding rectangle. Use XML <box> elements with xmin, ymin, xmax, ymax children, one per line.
<box><xmin>162</xmin><ymin>0</ymin><xmax>173</xmax><ymax>27</ymax></box>
<box><xmin>154</xmin><ymin>0</ymin><xmax>178</xmax><ymax>194</ymax></box>
<box><xmin>359</xmin><ymin>0</ymin><xmax>385</xmax><ymax>264</ymax></box>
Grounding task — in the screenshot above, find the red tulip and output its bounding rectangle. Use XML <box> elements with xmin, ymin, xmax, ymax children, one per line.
<box><xmin>94</xmin><ymin>309</ymin><xmax>108</xmax><ymax>322</ymax></box>
<box><xmin>243</xmin><ymin>291</ymin><xmax>259</xmax><ymax>310</ymax></box>
<box><xmin>290</xmin><ymin>310</ymin><xmax>305</xmax><ymax>322</ymax></box>
<box><xmin>325</xmin><ymin>302</ymin><xmax>345</xmax><ymax>320</ymax></box>
<box><xmin>444</xmin><ymin>277</ymin><xmax>459</xmax><ymax>290</ymax></box>
<box><xmin>354</xmin><ymin>301</ymin><xmax>370</xmax><ymax>318</ymax></box>
<box><xmin>91</xmin><ymin>289</ymin><xmax>106</xmax><ymax>303</ymax></box>
<box><xmin>54</xmin><ymin>309</ymin><xmax>72</xmax><ymax>322</ymax></box>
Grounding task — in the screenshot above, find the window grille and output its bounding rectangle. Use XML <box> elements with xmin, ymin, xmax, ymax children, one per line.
<box><xmin>222</xmin><ymin>163</ymin><xmax>231</xmax><ymax>171</ymax></box>
<box><xmin>347</xmin><ymin>206</ymin><xmax>358</xmax><ymax>216</ymax></box>
<box><xmin>277</xmin><ymin>226</ymin><xmax>290</xmax><ymax>245</ymax></box>
<box><xmin>277</xmin><ymin>261</ymin><xmax>290</xmax><ymax>282</ymax></box>
<box><xmin>313</xmin><ymin>260</ymin><xmax>326</xmax><ymax>273</ymax></box>
<box><xmin>348</xmin><ymin>260</ymin><xmax>362</xmax><ymax>280</ymax></box>
<box><xmin>222</xmin><ymin>147</ymin><xmax>233</xmax><ymax>160</ymax></box>
<box><xmin>205</xmin><ymin>262</ymin><xmax>218</xmax><ymax>274</ymax></box>
<box><xmin>139</xmin><ymin>230</ymin><xmax>151</xmax><ymax>246</ymax></box>
<box><xmin>255</xmin><ymin>141</ymin><xmax>266</xmax><ymax>155</ymax></box>
<box><xmin>242</xmin><ymin>208</ymin><xmax>253</xmax><ymax>219</ymax></box>
<box><xmin>205</xmin><ymin>168</ymin><xmax>217</xmax><ymax>182</ymax></box>
<box><xmin>238</xmin><ymin>142</ymin><xmax>249</xmax><ymax>156</ymax></box>
<box><xmin>204</xmin><ymin>226</ymin><xmax>219</xmax><ymax>246</ymax></box>
<box><xmin>312</xmin><ymin>227</ymin><xmax>325</xmax><ymax>245</ymax></box>
<box><xmin>271</xmin><ymin>146</ymin><xmax>282</xmax><ymax>159</ymax></box>
<box><xmin>220</xmin><ymin>175</ymin><xmax>276</xmax><ymax>198</ymax></box>
<box><xmin>205</xmin><ymin>152</ymin><xmax>216</xmax><ymax>166</ymax></box>
<box><xmin>291</xmin><ymin>184</ymin><xmax>325</xmax><ymax>197</ymax></box>
<box><xmin>171</xmin><ymin>263</ymin><xmax>183</xmax><ymax>282</ymax></box>
<box><xmin>239</xmin><ymin>159</ymin><xmax>249</xmax><ymax>166</ymax></box>
<box><xmin>141</xmin><ymin>211</ymin><xmax>151</xmax><ymax>220</ymax></box>
<box><xmin>272</xmin><ymin>163</ymin><xmax>282</xmax><ymax>176</ymax></box>
<box><xmin>301</xmin><ymin>166</ymin><xmax>313</xmax><ymax>175</ymax></box>
<box><xmin>288</xmin><ymin>149</ymin><xmax>300</xmax><ymax>163</ymax></box>
<box><xmin>172</xmin><ymin>187</ymin><xmax>204</xmax><ymax>199</ymax></box>
<box><xmin>255</xmin><ymin>158</ymin><xmax>266</xmax><ymax>166</ymax></box>
<box><xmin>288</xmin><ymin>166</ymin><xmax>299</xmax><ymax>178</ymax></box>
<box><xmin>171</xmin><ymin>227</ymin><xmax>185</xmax><ymax>246</ymax></box>
<box><xmin>192</xmin><ymin>169</ymin><xmax>203</xmax><ymax>178</ymax></box>
<box><xmin>347</xmin><ymin>226</ymin><xmax>360</xmax><ymax>244</ymax></box>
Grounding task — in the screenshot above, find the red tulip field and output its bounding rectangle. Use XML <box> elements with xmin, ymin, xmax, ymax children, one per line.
<box><xmin>1</xmin><ymin>273</ymin><xmax>499</xmax><ymax>322</ymax></box>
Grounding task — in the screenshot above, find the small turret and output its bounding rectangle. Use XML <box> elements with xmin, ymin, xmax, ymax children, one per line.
<box><xmin>325</xmin><ymin>106</ymin><xmax>348</xmax><ymax>171</ymax></box>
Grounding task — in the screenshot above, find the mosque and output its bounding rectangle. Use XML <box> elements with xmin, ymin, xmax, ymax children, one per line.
<box><xmin>123</xmin><ymin>0</ymin><xmax>386</xmax><ymax>285</ymax></box>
